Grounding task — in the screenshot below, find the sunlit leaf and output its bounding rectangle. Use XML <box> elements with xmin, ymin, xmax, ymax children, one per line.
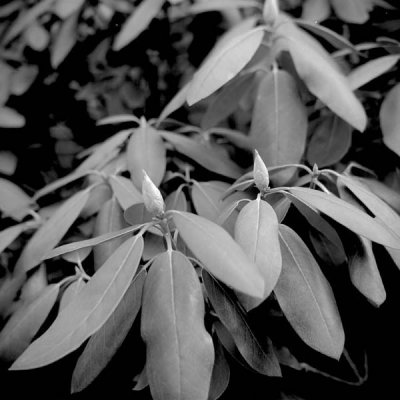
<box><xmin>380</xmin><ymin>83</ymin><xmax>400</xmax><ymax>157</ymax></box>
<box><xmin>11</xmin><ymin>235</ymin><xmax>144</xmax><ymax>370</ymax></box>
<box><xmin>234</xmin><ymin>196</ymin><xmax>282</xmax><ymax>310</ymax></box>
<box><xmin>275</xmin><ymin>225</ymin><xmax>345</xmax><ymax>359</ymax></box>
<box><xmin>171</xmin><ymin>211</ymin><xmax>264</xmax><ymax>298</ymax></box>
<box><xmin>109</xmin><ymin>175</ymin><xmax>143</xmax><ymax>210</ymax></box>
<box><xmin>59</xmin><ymin>279</ymin><xmax>86</xmax><ymax>311</ymax></box>
<box><xmin>71</xmin><ymin>270</ymin><xmax>146</xmax><ymax>393</ymax></box>
<box><xmin>188</xmin><ymin>0</ymin><xmax>260</xmax><ymax>14</ymax></box>
<box><xmin>187</xmin><ymin>27</ymin><xmax>264</xmax><ymax>105</ymax></box>
<box><xmin>0</xmin><ymin>284</ymin><xmax>59</xmax><ymax>363</ymax></box>
<box><xmin>141</xmin><ymin>250</ymin><xmax>214</xmax><ymax>400</ymax></box>
<box><xmin>126</xmin><ymin>124</ymin><xmax>166</xmax><ymax>189</ymax></box>
<box><xmin>0</xmin><ymin>223</ymin><xmax>26</xmax><ymax>254</ymax></box>
<box><xmin>0</xmin><ymin>178</ymin><xmax>32</xmax><ymax>220</ymax></box>
<box><xmin>113</xmin><ymin>0</ymin><xmax>165</xmax><ymax>51</ymax></box>
<box><xmin>203</xmin><ymin>271</ymin><xmax>281</xmax><ymax>376</ymax></box>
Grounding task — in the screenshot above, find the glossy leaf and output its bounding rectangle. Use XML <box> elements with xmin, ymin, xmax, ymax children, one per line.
<box><xmin>141</xmin><ymin>250</ymin><xmax>214</xmax><ymax>400</ymax></box>
<box><xmin>160</xmin><ymin>131</ymin><xmax>242</xmax><ymax>179</ymax></box>
<box><xmin>276</xmin><ymin>20</ymin><xmax>367</xmax><ymax>132</ymax></box>
<box><xmin>0</xmin><ymin>284</ymin><xmax>59</xmax><ymax>363</ymax></box>
<box><xmin>203</xmin><ymin>271</ymin><xmax>281</xmax><ymax>376</ymax></box>
<box><xmin>380</xmin><ymin>83</ymin><xmax>400</xmax><ymax>157</ymax></box>
<box><xmin>0</xmin><ymin>223</ymin><xmax>25</xmax><ymax>254</ymax></box>
<box><xmin>113</xmin><ymin>0</ymin><xmax>165</xmax><ymax>51</ymax></box>
<box><xmin>201</xmin><ymin>73</ymin><xmax>256</xmax><ymax>130</ymax></box>
<box><xmin>109</xmin><ymin>175</ymin><xmax>143</xmax><ymax>210</ymax></box>
<box><xmin>11</xmin><ymin>235</ymin><xmax>144</xmax><ymax>370</ymax></box>
<box><xmin>306</xmin><ymin>114</ymin><xmax>352</xmax><ymax>167</ymax></box>
<box><xmin>286</xmin><ymin>187</ymin><xmax>400</xmax><ymax>249</ymax></box>
<box><xmin>234</xmin><ymin>196</ymin><xmax>282</xmax><ymax>309</ymax></box>
<box><xmin>71</xmin><ymin>270</ymin><xmax>146</xmax><ymax>392</ymax></box>
<box><xmin>275</xmin><ymin>225</ymin><xmax>345</xmax><ymax>359</ymax></box>
<box><xmin>59</xmin><ymin>279</ymin><xmax>86</xmax><ymax>311</ymax></box>
<box><xmin>249</xmin><ymin>69</ymin><xmax>307</xmax><ymax>179</ymax></box>
<box><xmin>187</xmin><ymin>27</ymin><xmax>264</xmax><ymax>105</ymax></box>
<box><xmin>51</xmin><ymin>11</ymin><xmax>79</xmax><ymax>68</ymax></box>
<box><xmin>171</xmin><ymin>211</ymin><xmax>264</xmax><ymax>298</ymax></box>
<box><xmin>93</xmin><ymin>197</ymin><xmax>129</xmax><ymax>270</ymax></box>
<box><xmin>0</xmin><ymin>178</ymin><xmax>32</xmax><ymax>221</ymax></box>
<box><xmin>126</xmin><ymin>124</ymin><xmax>166</xmax><ymax>189</ymax></box>
<box><xmin>348</xmin><ymin>55</ymin><xmax>400</xmax><ymax>90</ymax></box>
<box><xmin>15</xmin><ymin>188</ymin><xmax>91</xmax><ymax>274</ymax></box>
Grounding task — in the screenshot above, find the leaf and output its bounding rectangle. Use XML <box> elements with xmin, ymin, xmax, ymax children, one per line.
<box><xmin>201</xmin><ymin>73</ymin><xmax>256</xmax><ymax>130</ymax></box>
<box><xmin>276</xmin><ymin>20</ymin><xmax>367</xmax><ymax>132</ymax></box>
<box><xmin>2</xmin><ymin>0</ymin><xmax>54</xmax><ymax>44</ymax></box>
<box><xmin>53</xmin><ymin>0</ymin><xmax>85</xmax><ymax>18</ymax></box>
<box><xmin>160</xmin><ymin>130</ymin><xmax>242</xmax><ymax>179</ymax></box>
<box><xmin>274</xmin><ymin>225</ymin><xmax>345</xmax><ymax>359</ymax></box>
<box><xmin>109</xmin><ymin>175</ymin><xmax>143</xmax><ymax>210</ymax></box>
<box><xmin>157</xmin><ymin>81</ymin><xmax>190</xmax><ymax>123</ymax></box>
<box><xmin>0</xmin><ymin>151</ymin><xmax>17</xmax><ymax>175</ymax></box>
<box><xmin>126</xmin><ymin>124</ymin><xmax>166</xmax><ymax>189</ymax></box>
<box><xmin>0</xmin><ymin>178</ymin><xmax>32</xmax><ymax>220</ymax></box>
<box><xmin>301</xmin><ymin>0</ymin><xmax>330</xmax><ymax>23</ymax></box>
<box><xmin>141</xmin><ymin>250</ymin><xmax>214</xmax><ymax>400</ymax></box>
<box><xmin>165</xmin><ymin>187</ymin><xmax>187</xmax><ymax>213</ymax></box>
<box><xmin>171</xmin><ymin>211</ymin><xmax>264</xmax><ymax>298</ymax></box>
<box><xmin>0</xmin><ymin>107</ymin><xmax>25</xmax><ymax>128</ymax></box>
<box><xmin>142</xmin><ymin>233</ymin><xmax>165</xmax><ymax>261</ymax></box>
<box><xmin>337</xmin><ymin>175</ymin><xmax>400</xmax><ymax>242</ymax></box>
<box><xmin>187</xmin><ymin>27</ymin><xmax>264</xmax><ymax>105</ymax></box>
<box><xmin>93</xmin><ymin>197</ymin><xmax>129</xmax><ymax>270</ymax></box>
<box><xmin>306</xmin><ymin>114</ymin><xmax>352</xmax><ymax>167</ymax></box>
<box><xmin>0</xmin><ymin>224</ymin><xmax>25</xmax><ymax>254</ymax></box>
<box><xmin>202</xmin><ymin>271</ymin><xmax>281</xmax><ymax>376</ymax></box>
<box><xmin>11</xmin><ymin>235</ymin><xmax>144</xmax><ymax>370</ymax></box>
<box><xmin>348</xmin><ymin>55</ymin><xmax>400</xmax><ymax>90</ymax></box>
<box><xmin>234</xmin><ymin>196</ymin><xmax>282</xmax><ymax>309</ymax></box>
<box><xmin>113</xmin><ymin>0</ymin><xmax>165</xmax><ymax>51</ymax></box>
<box><xmin>15</xmin><ymin>188</ymin><xmax>91</xmax><ymax>274</ymax></box>
<box><xmin>249</xmin><ymin>69</ymin><xmax>307</xmax><ymax>179</ymax></box>
<box><xmin>59</xmin><ymin>279</ymin><xmax>86</xmax><ymax>311</ymax></box>
<box><xmin>19</xmin><ymin>265</ymin><xmax>48</xmax><ymax>302</ymax></box>
<box><xmin>51</xmin><ymin>11</ymin><xmax>79</xmax><ymax>68</ymax></box>
<box><xmin>10</xmin><ymin>65</ymin><xmax>38</xmax><ymax>96</ymax></box>
<box><xmin>330</xmin><ymin>0</ymin><xmax>371</xmax><ymax>24</ymax></box>
<box><xmin>285</xmin><ymin>187</ymin><xmax>400</xmax><ymax>249</ymax></box>
<box><xmin>380</xmin><ymin>83</ymin><xmax>400</xmax><ymax>157</ymax></box>
<box><xmin>208</xmin><ymin>335</ymin><xmax>230</xmax><ymax>400</ymax></box>
<box><xmin>188</xmin><ymin>0</ymin><xmax>260</xmax><ymax>14</ymax></box>
<box><xmin>25</xmin><ymin>22</ymin><xmax>49</xmax><ymax>51</ymax></box>
<box><xmin>0</xmin><ymin>284</ymin><xmax>59</xmax><ymax>363</ymax></box>
<box><xmin>71</xmin><ymin>270</ymin><xmax>146</xmax><ymax>393</ymax></box>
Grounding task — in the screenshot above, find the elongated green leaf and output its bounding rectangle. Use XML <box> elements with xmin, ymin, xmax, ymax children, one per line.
<box><xmin>187</xmin><ymin>27</ymin><xmax>264</xmax><ymax>105</ymax></box>
<box><xmin>275</xmin><ymin>225</ymin><xmax>345</xmax><ymax>359</ymax></box>
<box><xmin>276</xmin><ymin>20</ymin><xmax>367</xmax><ymax>131</ymax></box>
<box><xmin>10</xmin><ymin>235</ymin><xmax>144</xmax><ymax>370</ymax></box>
<box><xmin>201</xmin><ymin>73</ymin><xmax>256</xmax><ymax>130</ymax></box>
<box><xmin>109</xmin><ymin>175</ymin><xmax>143</xmax><ymax>210</ymax></box>
<box><xmin>160</xmin><ymin>131</ymin><xmax>242</xmax><ymax>179</ymax></box>
<box><xmin>171</xmin><ymin>211</ymin><xmax>264</xmax><ymax>298</ymax></box>
<box><xmin>301</xmin><ymin>0</ymin><xmax>330</xmax><ymax>23</ymax></box>
<box><xmin>380</xmin><ymin>83</ymin><xmax>400</xmax><ymax>157</ymax></box>
<box><xmin>337</xmin><ymin>175</ymin><xmax>400</xmax><ymax>242</ymax></box>
<box><xmin>208</xmin><ymin>335</ymin><xmax>230</xmax><ymax>400</ymax></box>
<box><xmin>234</xmin><ymin>196</ymin><xmax>282</xmax><ymax>309</ymax></box>
<box><xmin>0</xmin><ymin>284</ymin><xmax>59</xmax><ymax>363</ymax></box>
<box><xmin>45</xmin><ymin>225</ymin><xmax>137</xmax><ymax>259</ymax></box>
<box><xmin>203</xmin><ymin>271</ymin><xmax>281</xmax><ymax>376</ymax></box>
<box><xmin>0</xmin><ymin>178</ymin><xmax>32</xmax><ymax>220</ymax></box>
<box><xmin>127</xmin><ymin>124</ymin><xmax>166</xmax><ymax>189</ymax></box>
<box><xmin>348</xmin><ymin>55</ymin><xmax>400</xmax><ymax>90</ymax></box>
<box><xmin>71</xmin><ymin>270</ymin><xmax>146</xmax><ymax>393</ymax></box>
<box><xmin>113</xmin><ymin>0</ymin><xmax>165</xmax><ymax>50</ymax></box>
<box><xmin>2</xmin><ymin>0</ymin><xmax>54</xmax><ymax>44</ymax></box>
<box><xmin>306</xmin><ymin>114</ymin><xmax>352</xmax><ymax>167</ymax></box>
<box><xmin>93</xmin><ymin>197</ymin><xmax>129</xmax><ymax>270</ymax></box>
<box><xmin>0</xmin><ymin>223</ymin><xmax>25</xmax><ymax>254</ymax></box>
<box><xmin>15</xmin><ymin>188</ymin><xmax>90</xmax><ymax>274</ymax></box>
<box><xmin>249</xmin><ymin>69</ymin><xmax>307</xmax><ymax>178</ymax></box>
<box><xmin>141</xmin><ymin>250</ymin><xmax>214</xmax><ymax>400</ymax></box>
<box><xmin>286</xmin><ymin>187</ymin><xmax>400</xmax><ymax>249</ymax></box>
<box><xmin>53</xmin><ymin>0</ymin><xmax>85</xmax><ymax>18</ymax></box>
<box><xmin>330</xmin><ymin>0</ymin><xmax>371</xmax><ymax>24</ymax></box>
<box><xmin>51</xmin><ymin>11</ymin><xmax>79</xmax><ymax>67</ymax></box>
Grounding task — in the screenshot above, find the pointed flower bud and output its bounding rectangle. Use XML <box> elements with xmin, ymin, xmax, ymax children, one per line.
<box><xmin>253</xmin><ymin>150</ymin><xmax>270</xmax><ymax>192</ymax></box>
<box><xmin>142</xmin><ymin>170</ymin><xmax>165</xmax><ymax>217</ymax></box>
<box><xmin>263</xmin><ymin>0</ymin><xmax>280</xmax><ymax>26</ymax></box>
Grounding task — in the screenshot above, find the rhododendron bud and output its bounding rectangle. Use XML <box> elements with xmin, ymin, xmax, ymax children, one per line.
<box><xmin>253</xmin><ymin>150</ymin><xmax>270</xmax><ymax>192</ymax></box>
<box><xmin>142</xmin><ymin>170</ymin><xmax>165</xmax><ymax>217</ymax></box>
<box><xmin>263</xmin><ymin>0</ymin><xmax>280</xmax><ymax>26</ymax></box>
